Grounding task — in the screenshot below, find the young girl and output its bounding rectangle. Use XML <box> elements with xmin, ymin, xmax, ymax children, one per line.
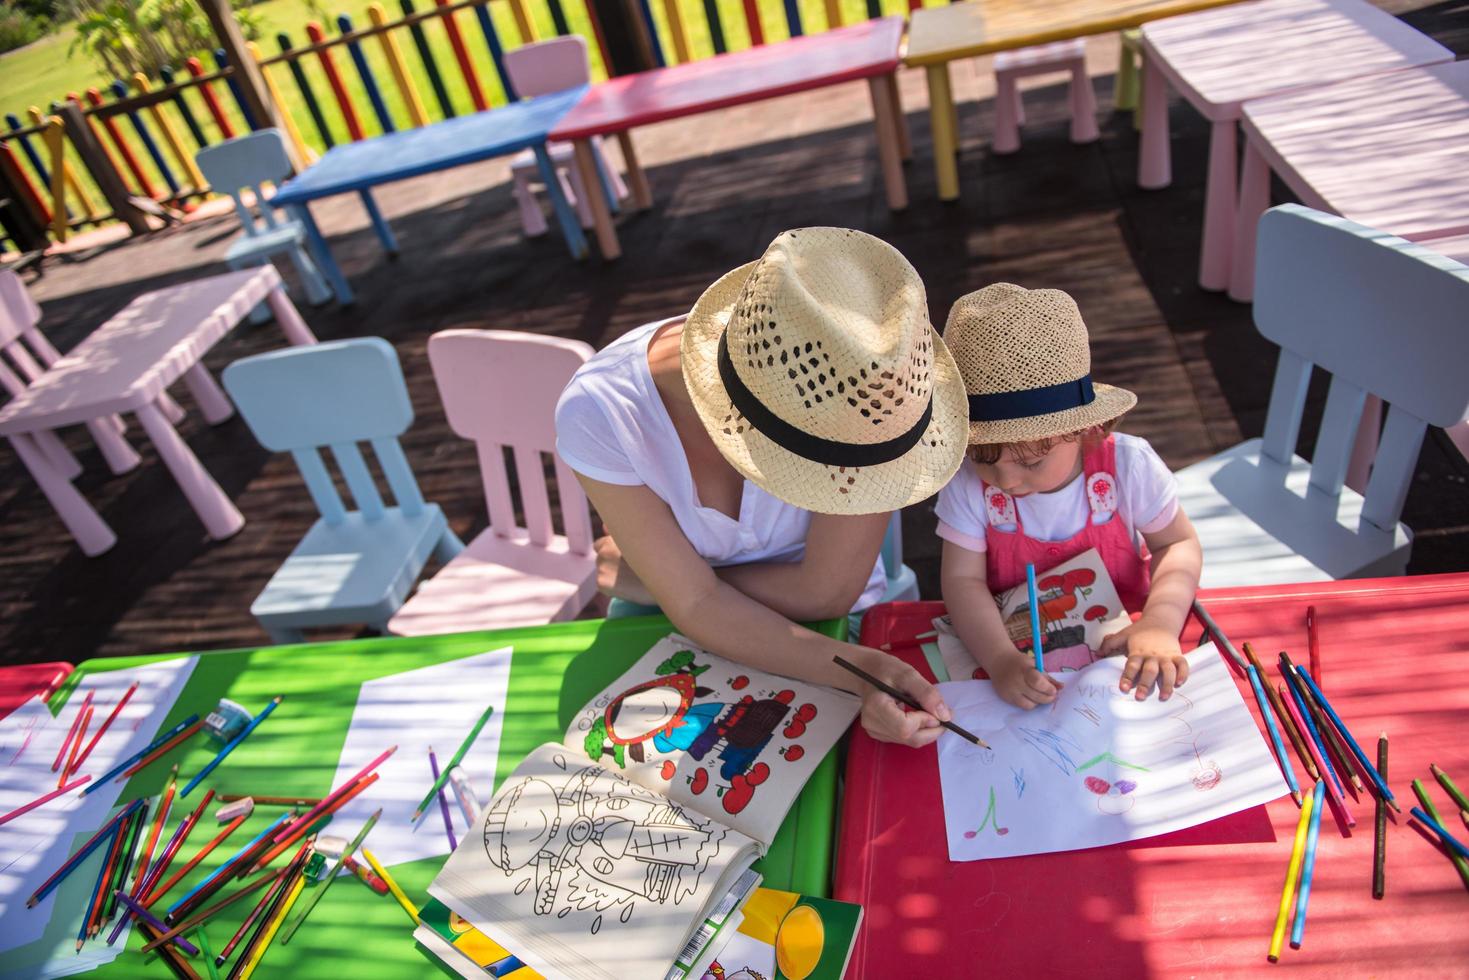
<box><xmin>935</xmin><ymin>283</ymin><xmax>1202</xmax><ymax>707</ymax></box>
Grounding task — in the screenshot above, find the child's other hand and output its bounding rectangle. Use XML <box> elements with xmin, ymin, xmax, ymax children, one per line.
<box><xmin>1101</xmin><ymin>619</ymin><xmax>1190</xmax><ymax>700</ymax></box>
<box><xmin>857</xmin><ymin>653</ymin><xmax>952</xmax><ymax>749</ymax></box>
<box><xmin>989</xmin><ymin>651</ymin><xmax>1062</xmax><ymax>710</ymax></box>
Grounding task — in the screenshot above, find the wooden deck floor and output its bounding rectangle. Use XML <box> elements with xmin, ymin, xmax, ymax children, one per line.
<box><xmin>2</xmin><ymin>1</ymin><xmax>1465</xmax><ymax>666</ymax></box>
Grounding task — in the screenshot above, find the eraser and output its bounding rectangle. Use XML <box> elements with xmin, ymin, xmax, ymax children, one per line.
<box><xmin>216</xmin><ymin>797</ymin><xmax>254</xmax><ymax>822</ymax></box>
<box><xmin>316</xmin><ymin>834</ymin><xmax>349</xmax><ymax>859</ymax></box>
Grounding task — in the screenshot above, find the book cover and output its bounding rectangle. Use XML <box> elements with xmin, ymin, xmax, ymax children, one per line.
<box><xmin>702</xmin><ymin>888</ymin><xmax>863</xmax><ymax>980</ymax></box>
<box><xmin>415</xmin><ymin>897</ymin><xmax>539</xmax><ymax>979</ymax></box>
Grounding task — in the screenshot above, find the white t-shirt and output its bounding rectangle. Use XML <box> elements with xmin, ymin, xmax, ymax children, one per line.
<box><xmin>934</xmin><ymin>433</ymin><xmax>1179</xmax><ymax>553</ymax></box>
<box><xmin>555</xmin><ymin>318</ymin><xmax>887</xmax><ymax>611</ymax></box>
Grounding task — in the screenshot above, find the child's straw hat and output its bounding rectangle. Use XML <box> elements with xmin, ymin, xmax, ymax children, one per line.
<box><xmin>945</xmin><ymin>283</ymin><xmax>1136</xmax><ymax>445</ymax></box>
<box><xmin>682</xmin><ymin>228</ymin><xmax>968</xmax><ymax>514</ymax></box>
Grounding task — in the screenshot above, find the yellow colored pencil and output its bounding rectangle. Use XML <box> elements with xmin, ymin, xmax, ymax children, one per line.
<box><xmin>1269</xmin><ymin>787</ymin><xmax>1316</xmax><ymax>962</ymax></box>
<box><xmin>238</xmin><ymin>873</ymin><xmax>305</xmax><ymax>980</ymax></box>
<box><xmin>362</xmin><ymin>848</ymin><xmax>419</xmax><ymax>925</ymax></box>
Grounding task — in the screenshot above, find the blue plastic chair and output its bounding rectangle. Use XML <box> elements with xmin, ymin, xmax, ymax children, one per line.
<box><xmin>196</xmin><ymin>130</ymin><xmax>334</xmax><ymax>314</ymax></box>
<box><xmin>221</xmin><ymin>338</ymin><xmax>464</xmax><ymax>643</ymax></box>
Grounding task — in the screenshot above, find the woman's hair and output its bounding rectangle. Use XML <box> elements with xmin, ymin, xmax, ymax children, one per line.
<box><xmin>966</xmin><ymin>419</ymin><xmax>1120</xmax><ymax>466</ymax></box>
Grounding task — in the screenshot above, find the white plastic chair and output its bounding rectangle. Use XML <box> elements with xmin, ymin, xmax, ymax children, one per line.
<box><xmin>387</xmin><ymin>329</ymin><xmax>598</xmax><ymax>636</ymax></box>
<box><xmin>221</xmin><ymin>337</ymin><xmax>465</xmax><ymax>643</ymax></box>
<box><xmin>196</xmin><ymin>130</ymin><xmax>332</xmax><ymax>315</ymax></box>
<box><xmin>879</xmin><ymin>511</ymin><xmax>920</xmax><ymax>603</ymax></box>
<box><xmin>505</xmin><ymin>36</ymin><xmax>628</xmax><ymax>237</ymax></box>
<box><xmin>1176</xmin><ymin>204</ymin><xmax>1469</xmax><ymax>587</ymax></box>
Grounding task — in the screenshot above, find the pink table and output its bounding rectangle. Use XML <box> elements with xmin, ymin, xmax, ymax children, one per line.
<box><xmin>0</xmin><ymin>266</ymin><xmax>316</xmax><ymax>555</ymax></box>
<box><xmin>1231</xmin><ymin>59</ymin><xmax>1469</xmax><ymax>300</ymax></box>
<box><xmin>1137</xmin><ymin>0</ymin><xmax>1450</xmax><ymax>291</ymax></box>
<box><xmin>548</xmin><ymin>17</ymin><xmax>909</xmax><ymax>259</ymax></box>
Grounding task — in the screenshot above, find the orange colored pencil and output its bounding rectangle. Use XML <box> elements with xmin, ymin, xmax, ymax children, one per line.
<box><xmin>134</xmin><ymin>767</ymin><xmax>178</xmax><ymax>893</ymax></box>
<box><xmin>123</xmin><ymin>720</ymin><xmax>204</xmax><ymax>778</ymax></box>
<box><xmin>143</xmin><ymin>790</ymin><xmax>211</xmax><ymax>899</ymax></box>
<box><xmin>51</xmin><ymin>691</ymin><xmax>92</xmax><ymax>773</ymax></box>
<box><xmin>71</xmin><ymin>681</ymin><xmax>137</xmax><ymax>773</ymax></box>
<box><xmin>60</xmin><ymin>705</ymin><xmax>91</xmax><ymax>789</ymax></box>
<box><xmin>143</xmin><ymin>813</ymin><xmax>248</xmax><ymax>907</ymax></box>
<box><xmin>249</xmin><ymin>773</ymin><xmax>379</xmax><ymax>872</ymax></box>
<box><xmin>85</xmin><ymin>814</ymin><xmax>125</xmax><ymax>941</ymax></box>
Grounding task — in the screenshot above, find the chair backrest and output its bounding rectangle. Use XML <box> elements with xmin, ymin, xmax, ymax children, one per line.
<box><xmin>504</xmin><ymin>36</ymin><xmax>591</xmax><ymax>99</ymax></box>
<box><xmin>222</xmin><ymin>337</ymin><xmax>427</xmax><ymax>526</ymax></box>
<box><xmin>1254</xmin><ymin>204</ymin><xmax>1469</xmax><ymax>532</ymax></box>
<box><xmin>427</xmin><ymin>328</ymin><xmax>594</xmax><ymax>552</ymax></box>
<box><xmin>0</xmin><ymin>269</ymin><xmax>62</xmax><ymax>397</ymax></box>
<box><xmin>195</xmin><ymin>129</ymin><xmax>294</xmax><ymax>237</ymax></box>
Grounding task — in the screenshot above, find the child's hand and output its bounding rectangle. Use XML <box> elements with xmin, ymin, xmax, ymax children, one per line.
<box><xmin>1100</xmin><ymin>618</ymin><xmax>1190</xmax><ymax>700</ymax></box>
<box><xmin>857</xmin><ymin>653</ymin><xmax>953</xmax><ymax>748</ymax></box>
<box><xmin>988</xmin><ymin>650</ymin><xmax>1062</xmax><ymax>710</ymax></box>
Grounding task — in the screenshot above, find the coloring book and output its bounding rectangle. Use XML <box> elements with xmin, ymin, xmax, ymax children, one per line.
<box><xmin>428</xmin><ymin>634</ymin><xmax>860</xmax><ymax>980</ymax></box>
<box><xmin>936</xmin><ymin>643</ymin><xmax>1288</xmax><ymax>861</ymax></box>
<box><xmin>702</xmin><ymin>887</ymin><xmax>863</xmax><ymax>980</ymax></box>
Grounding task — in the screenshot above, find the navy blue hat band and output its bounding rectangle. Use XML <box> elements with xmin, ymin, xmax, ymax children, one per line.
<box><xmin>968</xmin><ymin>376</ymin><xmax>1095</xmax><ymax>422</ymax></box>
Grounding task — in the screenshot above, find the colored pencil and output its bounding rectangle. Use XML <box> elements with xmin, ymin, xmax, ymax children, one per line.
<box><xmin>145</xmin><ymin>812</ymin><xmax>248</xmax><ymax>907</ymax></box>
<box><xmin>413</xmin><ymin>706</ymin><xmax>495</xmax><ymax>821</ymax></box>
<box><xmin>114</xmin><ymin>890</ymin><xmax>199</xmax><ymax>954</ymax></box>
<box><xmin>1293</xmin><ymin>665</ymin><xmax>1399</xmax><ymax>812</ymax></box>
<box><xmin>141</xmin><ymin>869</ymin><xmax>287</xmax><ymax>951</ymax></box>
<box><xmin>257</xmin><ymin>745</ymin><xmax>395</xmax><ymax>860</ymax></box>
<box><xmin>1243</xmin><ymin>643</ymin><xmax>1317</xmax><ymax>781</ymax></box>
<box><xmin>51</xmin><ymin>691</ymin><xmax>93</xmax><ymax>772</ymax></box>
<box><xmin>81</xmin><ymin>822</ymin><xmax>123</xmax><ymax>947</ymax></box>
<box><xmin>429</xmin><ymin>747</ymin><xmax>457</xmax><ymax>850</ymax></box>
<box><xmin>123</xmin><ymin>719</ymin><xmax>204</xmax><ymax>778</ymax></box>
<box><xmin>448</xmin><ymin>766</ymin><xmax>480</xmax><ymax>825</ymax></box>
<box><xmin>1373</xmin><ymin>734</ymin><xmax>1388</xmax><ymax>899</ymax></box>
<box><xmin>1306</xmin><ymin>605</ymin><xmax>1321</xmax><ymax>688</ymax></box>
<box><xmin>1280</xmin><ymin>664</ymin><xmax>1344</xmax><ymax>799</ymax></box>
<box><xmin>1278</xmin><ymin>683</ymin><xmax>1351</xmax><ymax>827</ymax></box>
<box><xmin>1411</xmin><ymin>806</ymin><xmax>1469</xmax><ymax>861</ymax></box>
<box><xmin>71</xmin><ymin>681</ymin><xmax>138</xmax><ymax>773</ymax></box>
<box><xmin>1410</xmin><ymin>779</ymin><xmax>1469</xmax><ymax>891</ymax></box>
<box><xmin>1429</xmin><ymin>763</ymin><xmax>1469</xmax><ymax>823</ymax></box>
<box><xmin>1288</xmin><ymin>660</ymin><xmax>1364</xmax><ymax>794</ymax></box>
<box><xmin>82</xmin><ymin>715</ymin><xmax>201</xmax><ymax>794</ymax></box>
<box><xmin>112</xmin><ymin>813</ymin><xmax>184</xmax><ymax>944</ymax></box>
<box><xmin>831</xmin><ymin>655</ymin><xmax>988</xmax><ymax>747</ymax></box>
<box><xmin>280</xmin><ymin>808</ymin><xmax>381</xmax><ymax>944</ymax></box>
<box><xmin>167</xmin><ymin>812</ymin><xmax>294</xmax><ymax>917</ymax></box>
<box><xmin>1245</xmin><ymin>665</ymin><xmax>1301</xmax><ymax>806</ymax></box>
<box><xmin>1268</xmin><ymin>784</ymin><xmax>1315</xmax><ymax>962</ymax></box>
<box><xmin>247</xmin><ymin>772</ymin><xmax>379</xmax><ymax>872</ymax></box>
<box><xmin>137</xmin><ymin>920</ymin><xmax>204</xmax><ymax>980</ymax></box>
<box><xmin>147</xmin><ymin>790</ymin><xmax>213</xmax><ymax>894</ymax></box>
<box><xmin>103</xmin><ymin>797</ymin><xmax>149</xmax><ymax>925</ymax></box>
<box><xmin>181</xmin><ymin>696</ymin><xmax>283</xmax><ymax>798</ymax></box>
<box><xmin>362</xmin><ymin>847</ymin><xmax>419</xmax><ymax>924</ymax></box>
<box><xmin>138</xmin><ymin>769</ymin><xmax>179</xmax><ymax>887</ymax></box>
<box><xmin>60</xmin><ymin>704</ymin><xmax>90</xmax><ymax>788</ymax></box>
<box><xmin>1025</xmin><ymin>563</ymin><xmax>1044</xmax><ymax>672</ymax></box>
<box><xmin>1189</xmin><ymin>599</ymin><xmax>1250</xmax><ymax>673</ymax></box>
<box><xmin>219</xmin><ymin>841</ymin><xmax>310</xmax><ymax>964</ymax></box>
<box><xmin>0</xmin><ymin>774</ymin><xmax>90</xmax><ymax>827</ymax></box>
<box><xmin>26</xmin><ymin>798</ymin><xmax>142</xmax><ymax>907</ymax></box>
<box><xmin>235</xmin><ymin>868</ymin><xmax>305</xmax><ymax>980</ymax></box>
<box><xmin>218</xmin><ymin>794</ymin><xmax>322</xmax><ymax>807</ymax></box>
<box><xmin>1289</xmin><ymin>780</ymin><xmax>1326</xmax><ymax>949</ymax></box>
<box><xmin>195</xmin><ymin>927</ymin><xmax>222</xmax><ymax>980</ymax></box>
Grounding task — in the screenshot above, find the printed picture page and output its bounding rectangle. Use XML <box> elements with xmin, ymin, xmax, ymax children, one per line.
<box><xmin>559</xmin><ymin>634</ymin><xmax>860</xmax><ymax>846</ymax></box>
<box><xmin>936</xmin><ymin>643</ymin><xmax>1288</xmax><ymax>861</ymax></box>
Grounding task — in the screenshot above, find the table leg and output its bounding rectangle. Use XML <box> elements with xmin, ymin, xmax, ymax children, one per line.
<box><xmin>82</xmin><ymin>417</ymin><xmax>141</xmax><ymax>475</ymax></box>
<box><xmin>264</xmin><ymin>286</ymin><xmax>319</xmax><ymax>346</ymax></box>
<box><xmin>887</xmin><ymin>73</ymin><xmax>911</xmax><ymax>161</ymax></box>
<box><xmin>182</xmin><ymin>364</ymin><xmax>235</xmax><ymax>425</ymax></box>
<box><xmin>1138</xmin><ymin>55</ymin><xmax>1171</xmax><ymax>189</ymax></box>
<box><xmin>157</xmin><ymin>393</ymin><xmax>187</xmax><ymax>426</ymax></box>
<box><xmin>134</xmin><ymin>401</ymin><xmax>245</xmax><ymax>540</ymax></box>
<box><xmin>289</xmin><ymin>203</ymin><xmax>354</xmax><ymax>306</ymax></box>
<box><xmin>615</xmin><ymin>132</ymin><xmax>653</xmax><ymax>210</ymax></box>
<box><xmin>359</xmin><ymin>189</ymin><xmax>399</xmax><ymax>255</ymax></box>
<box><xmin>8</xmin><ymin>433</ymin><xmax>116</xmax><ymax>556</ymax></box>
<box><xmin>534</xmin><ymin>144</ymin><xmax>589</xmax><ymax>261</ymax></box>
<box><xmin>925</xmin><ymin>63</ymin><xmax>960</xmax><ymax>201</ymax></box>
<box><xmin>575</xmin><ymin>138</ymin><xmax>622</xmax><ymax>260</ymax></box>
<box><xmin>1199</xmin><ymin>118</ymin><xmax>1237</xmax><ymax>292</ymax></box>
<box><xmin>868</xmin><ymin>76</ymin><xmax>908</xmax><ymax>211</ymax></box>
<box><xmin>34</xmin><ymin>428</ymin><xmax>83</xmax><ymax>480</ymax></box>
<box><xmin>1228</xmin><ymin>139</ymin><xmax>1271</xmax><ymax>303</ymax></box>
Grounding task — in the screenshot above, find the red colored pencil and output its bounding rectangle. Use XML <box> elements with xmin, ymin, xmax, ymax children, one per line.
<box><xmin>142</xmin><ymin>813</ymin><xmax>248</xmax><ymax>907</ymax></box>
<box><xmin>85</xmin><ymin>814</ymin><xmax>126</xmax><ymax>940</ymax></box>
<box><xmin>71</xmin><ymin>681</ymin><xmax>138</xmax><ymax>773</ymax></box>
<box><xmin>248</xmin><ymin>772</ymin><xmax>379</xmax><ymax>872</ymax></box>
<box><xmin>242</xmin><ymin>745</ymin><xmax>395</xmax><ymax>874</ymax></box>
<box><xmin>51</xmin><ymin>691</ymin><xmax>93</xmax><ymax>773</ymax></box>
<box><xmin>123</xmin><ymin>720</ymin><xmax>204</xmax><ymax>778</ymax></box>
<box><xmin>0</xmin><ymin>775</ymin><xmax>91</xmax><ymax>828</ymax></box>
<box><xmin>1306</xmin><ymin>606</ymin><xmax>1321</xmax><ymax>689</ymax></box>
<box><xmin>144</xmin><ymin>790</ymin><xmax>212</xmax><ymax>898</ymax></box>
<box><xmin>61</xmin><ymin>705</ymin><xmax>91</xmax><ymax>789</ymax></box>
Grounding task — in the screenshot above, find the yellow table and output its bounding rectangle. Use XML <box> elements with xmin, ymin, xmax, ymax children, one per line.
<box><xmin>905</xmin><ymin>0</ymin><xmax>1244</xmax><ymax>200</ymax></box>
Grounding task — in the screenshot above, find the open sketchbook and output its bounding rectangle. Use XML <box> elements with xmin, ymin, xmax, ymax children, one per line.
<box><xmin>429</xmin><ymin>634</ymin><xmax>860</xmax><ymax>980</ymax></box>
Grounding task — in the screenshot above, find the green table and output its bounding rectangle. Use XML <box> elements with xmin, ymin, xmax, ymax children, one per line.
<box><xmin>25</xmin><ymin>615</ymin><xmax>844</xmax><ymax>978</ymax></box>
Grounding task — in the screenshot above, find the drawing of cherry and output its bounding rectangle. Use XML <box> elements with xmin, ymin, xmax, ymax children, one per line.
<box><xmin>731</xmin><ymin>675</ymin><xmax>749</xmax><ymax>690</ymax></box>
<box><xmin>1062</xmin><ymin>569</ymin><xmax>1097</xmax><ymax>591</ymax></box>
<box><xmin>1114</xmin><ymin>780</ymin><xmax>1137</xmax><ymax>794</ymax></box>
<box><xmin>660</xmin><ymin>760</ymin><xmax>676</xmax><ymax>781</ymax></box>
<box><xmin>774</xmin><ymin>689</ymin><xmax>795</xmax><ymax>705</ymax></box>
<box><xmin>689</xmin><ymin>768</ymin><xmax>709</xmax><ymax>795</ymax></box>
<box><xmin>783</xmin><ymin>703</ymin><xmax>819</xmax><ymax>739</ymax></box>
<box><xmin>1085</xmin><ymin>776</ymin><xmax>1111</xmax><ymax>795</ymax></box>
<box><xmin>782</xmin><ymin>745</ymin><xmax>805</xmax><ymax>762</ymax></box>
<box><xmin>747</xmin><ymin>763</ymin><xmax>770</xmax><ymax>786</ymax></box>
<box><xmin>723</xmin><ymin>764</ymin><xmax>769</xmax><ymax>814</ymax></box>
<box><xmin>794</xmin><ymin>703</ymin><xmax>817</xmax><ymax>722</ymax></box>
<box><xmin>1039</xmin><ymin>574</ymin><xmax>1066</xmax><ymax>592</ymax></box>
<box><xmin>1192</xmin><ymin>762</ymin><xmax>1223</xmax><ymax>791</ymax></box>
<box><xmin>1083</xmin><ymin>606</ymin><xmax>1109</xmax><ymax>622</ymax></box>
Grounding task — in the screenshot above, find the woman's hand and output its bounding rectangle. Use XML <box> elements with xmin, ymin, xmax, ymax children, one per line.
<box><xmin>1100</xmin><ymin>617</ymin><xmax>1190</xmax><ymax>700</ymax></box>
<box><xmin>987</xmin><ymin>649</ymin><xmax>1062</xmax><ymax>709</ymax></box>
<box><xmin>855</xmin><ymin>649</ymin><xmax>954</xmax><ymax>748</ymax></box>
<box><xmin>593</xmin><ymin>534</ymin><xmax>657</xmax><ymax>606</ymax></box>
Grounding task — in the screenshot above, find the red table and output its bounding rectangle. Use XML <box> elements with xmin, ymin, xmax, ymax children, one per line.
<box><xmin>548</xmin><ymin>17</ymin><xmax>910</xmax><ymax>259</ymax></box>
<box><xmin>836</xmin><ymin>575</ymin><xmax>1469</xmax><ymax>977</ymax></box>
<box><xmin>0</xmin><ymin>662</ymin><xmax>70</xmax><ymax>720</ymax></box>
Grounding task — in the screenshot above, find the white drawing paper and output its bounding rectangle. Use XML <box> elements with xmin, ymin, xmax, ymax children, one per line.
<box><xmin>329</xmin><ymin>647</ymin><xmax>513</xmax><ymax>867</ymax></box>
<box><xmin>937</xmin><ymin>643</ymin><xmax>1288</xmax><ymax>861</ymax></box>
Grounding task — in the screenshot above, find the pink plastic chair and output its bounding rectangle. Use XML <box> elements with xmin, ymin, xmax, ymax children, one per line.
<box><xmin>387</xmin><ymin>329</ymin><xmax>598</xmax><ymax>636</ymax></box>
<box><xmin>505</xmin><ymin>36</ymin><xmax>628</xmax><ymax>237</ymax></box>
<box><xmin>991</xmin><ymin>38</ymin><xmax>1099</xmax><ymax>154</ymax></box>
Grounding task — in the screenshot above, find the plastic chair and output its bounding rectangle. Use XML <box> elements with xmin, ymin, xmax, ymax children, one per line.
<box><xmin>387</xmin><ymin>329</ymin><xmax>598</xmax><ymax>636</ymax></box>
<box><xmin>879</xmin><ymin>511</ymin><xmax>920</xmax><ymax>603</ymax></box>
<box><xmin>221</xmin><ymin>337</ymin><xmax>465</xmax><ymax>643</ymax></box>
<box><xmin>505</xmin><ymin>36</ymin><xmax>628</xmax><ymax>237</ymax></box>
<box><xmin>991</xmin><ymin>38</ymin><xmax>1099</xmax><ymax>154</ymax></box>
<box><xmin>195</xmin><ymin>130</ymin><xmax>332</xmax><ymax>314</ymax></box>
<box><xmin>1175</xmin><ymin>205</ymin><xmax>1469</xmax><ymax>588</ymax></box>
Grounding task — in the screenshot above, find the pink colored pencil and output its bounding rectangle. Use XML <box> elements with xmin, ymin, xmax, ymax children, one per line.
<box><xmin>51</xmin><ymin>692</ymin><xmax>92</xmax><ymax>773</ymax></box>
<box><xmin>1279</xmin><ymin>683</ymin><xmax>1353</xmax><ymax>828</ymax></box>
<box><xmin>70</xmin><ymin>681</ymin><xmax>137</xmax><ymax>772</ymax></box>
<box><xmin>0</xmin><ymin>775</ymin><xmax>91</xmax><ymax>827</ymax></box>
<box><xmin>251</xmin><ymin>746</ymin><xmax>396</xmax><ymax>863</ymax></box>
<box><xmin>60</xmin><ymin>705</ymin><xmax>91</xmax><ymax>789</ymax></box>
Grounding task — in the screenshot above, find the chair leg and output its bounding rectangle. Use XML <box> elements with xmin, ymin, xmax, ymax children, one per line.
<box><xmin>264</xmin><ymin>625</ymin><xmax>306</xmax><ymax>645</ymax></box>
<box><xmin>1115</xmin><ymin>34</ymin><xmax>1139</xmax><ymax>111</ymax></box>
<box><xmin>35</xmin><ymin>428</ymin><xmax>83</xmax><ymax>480</ymax></box>
<box><xmin>512</xmin><ymin>168</ymin><xmax>549</xmax><ymax>238</ymax></box>
<box><xmin>288</xmin><ymin>245</ymin><xmax>333</xmax><ymax>307</ymax></box>
<box><xmin>565</xmin><ymin>160</ymin><xmax>595</xmax><ymax>230</ymax></box>
<box><xmin>434</xmin><ymin>526</ymin><xmax>466</xmax><ymax>562</ymax></box>
<box><xmin>993</xmin><ymin>72</ymin><xmax>1022</xmax><ymax>154</ymax></box>
<box><xmin>591</xmin><ymin>136</ymin><xmax>629</xmax><ymax>203</ymax></box>
<box><xmin>228</xmin><ymin>256</ymin><xmax>274</xmax><ymax>325</ymax></box>
<box><xmin>1069</xmin><ymin>63</ymin><xmax>1099</xmax><ymax>144</ymax></box>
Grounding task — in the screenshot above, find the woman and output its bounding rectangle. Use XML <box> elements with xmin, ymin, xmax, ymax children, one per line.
<box><xmin>555</xmin><ymin>228</ymin><xmax>969</xmax><ymax>746</ymax></box>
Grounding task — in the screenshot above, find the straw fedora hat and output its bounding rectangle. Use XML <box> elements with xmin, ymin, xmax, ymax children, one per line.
<box><xmin>682</xmin><ymin>228</ymin><xmax>968</xmax><ymax>515</ymax></box>
<box><xmin>945</xmin><ymin>283</ymin><xmax>1136</xmax><ymax>445</ymax></box>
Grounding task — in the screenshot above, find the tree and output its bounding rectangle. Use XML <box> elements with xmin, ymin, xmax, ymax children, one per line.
<box><xmin>63</xmin><ymin>0</ymin><xmax>261</xmax><ymax>79</ymax></box>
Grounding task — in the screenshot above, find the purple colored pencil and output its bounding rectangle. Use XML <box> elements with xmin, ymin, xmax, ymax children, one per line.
<box><xmin>107</xmin><ymin>817</ymin><xmax>187</xmax><ymax>945</ymax></box>
<box><xmin>112</xmin><ymin>890</ymin><xmax>198</xmax><ymax>955</ymax></box>
<box><xmin>429</xmin><ymin>747</ymin><xmax>456</xmax><ymax>851</ymax></box>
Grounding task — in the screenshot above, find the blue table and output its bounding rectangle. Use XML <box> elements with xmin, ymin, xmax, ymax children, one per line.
<box><xmin>271</xmin><ymin>86</ymin><xmax>591</xmax><ymax>304</ymax></box>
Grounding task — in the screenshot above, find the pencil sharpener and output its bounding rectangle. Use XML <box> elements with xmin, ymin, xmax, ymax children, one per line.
<box><xmin>305</xmin><ymin>852</ymin><xmax>329</xmax><ymax>882</ymax></box>
<box><xmin>203</xmin><ymin>699</ymin><xmax>252</xmax><ymax>744</ymax></box>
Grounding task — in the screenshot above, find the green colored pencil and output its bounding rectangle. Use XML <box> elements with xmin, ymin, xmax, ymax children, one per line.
<box><xmin>1411</xmin><ymin>778</ymin><xmax>1469</xmax><ymax>891</ymax></box>
<box><xmin>411</xmin><ymin>707</ymin><xmax>494</xmax><ymax>822</ymax></box>
<box><xmin>1430</xmin><ymin>763</ymin><xmax>1469</xmax><ymax>823</ymax></box>
<box><xmin>279</xmin><ymin>808</ymin><xmax>380</xmax><ymax>945</ymax></box>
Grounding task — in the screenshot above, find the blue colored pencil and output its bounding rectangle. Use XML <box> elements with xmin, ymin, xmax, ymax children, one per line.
<box><xmin>1412</xmin><ymin>806</ymin><xmax>1469</xmax><ymax>861</ymax></box>
<box><xmin>81</xmin><ymin>715</ymin><xmax>200</xmax><ymax>795</ymax></box>
<box><xmin>1290</xmin><ymin>780</ymin><xmax>1325</xmax><ymax>948</ymax></box>
<box><xmin>1025</xmin><ymin>563</ymin><xmax>1044</xmax><ymax>672</ymax></box>
<box><xmin>166</xmin><ymin>812</ymin><xmax>292</xmax><ymax>916</ymax></box>
<box><xmin>1294</xmin><ymin>666</ymin><xmax>1401</xmax><ymax>813</ymax></box>
<box><xmin>1246</xmin><ymin>665</ymin><xmax>1301</xmax><ymax>806</ymax></box>
<box><xmin>1281</xmin><ymin>666</ymin><xmax>1344</xmax><ymax>798</ymax></box>
<box><xmin>27</xmin><ymin>798</ymin><xmax>143</xmax><ymax>907</ymax></box>
<box><xmin>77</xmin><ymin>822</ymin><xmax>121</xmax><ymax>950</ymax></box>
<box><xmin>180</xmin><ymin>696</ymin><xmax>282</xmax><ymax>798</ymax></box>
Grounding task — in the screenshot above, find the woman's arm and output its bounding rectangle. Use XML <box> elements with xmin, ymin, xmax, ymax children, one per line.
<box><xmin>1100</xmin><ymin>508</ymin><xmax>1203</xmax><ymax>699</ymax></box>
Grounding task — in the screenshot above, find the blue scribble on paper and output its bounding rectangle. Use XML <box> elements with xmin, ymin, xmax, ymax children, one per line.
<box><xmin>1011</xmin><ymin>767</ymin><xmax>1026</xmax><ymax>798</ymax></box>
<box><xmin>1017</xmin><ymin>726</ymin><xmax>1082</xmax><ymax>775</ymax></box>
